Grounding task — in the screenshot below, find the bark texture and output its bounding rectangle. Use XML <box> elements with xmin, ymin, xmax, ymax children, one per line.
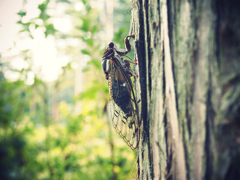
<box><xmin>129</xmin><ymin>0</ymin><xmax>240</xmax><ymax>179</ymax></box>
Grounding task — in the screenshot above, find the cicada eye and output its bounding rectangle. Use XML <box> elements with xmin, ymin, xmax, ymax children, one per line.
<box><xmin>108</xmin><ymin>42</ymin><xmax>114</xmax><ymax>48</ymax></box>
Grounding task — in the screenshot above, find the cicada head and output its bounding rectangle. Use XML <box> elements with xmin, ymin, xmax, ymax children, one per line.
<box><xmin>108</xmin><ymin>42</ymin><xmax>114</xmax><ymax>48</ymax></box>
<box><xmin>108</xmin><ymin>42</ymin><xmax>120</xmax><ymax>51</ymax></box>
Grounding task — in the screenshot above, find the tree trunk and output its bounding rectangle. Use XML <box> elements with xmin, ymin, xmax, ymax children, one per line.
<box><xmin>130</xmin><ymin>0</ymin><xmax>240</xmax><ymax>179</ymax></box>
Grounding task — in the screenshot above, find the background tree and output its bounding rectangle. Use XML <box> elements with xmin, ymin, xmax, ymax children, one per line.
<box><xmin>130</xmin><ymin>0</ymin><xmax>240</xmax><ymax>179</ymax></box>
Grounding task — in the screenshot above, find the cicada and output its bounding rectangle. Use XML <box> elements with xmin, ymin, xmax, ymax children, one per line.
<box><xmin>102</xmin><ymin>35</ymin><xmax>140</xmax><ymax>150</ymax></box>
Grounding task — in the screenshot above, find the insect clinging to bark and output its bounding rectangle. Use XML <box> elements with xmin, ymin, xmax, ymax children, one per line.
<box><xmin>102</xmin><ymin>35</ymin><xmax>140</xmax><ymax>150</ymax></box>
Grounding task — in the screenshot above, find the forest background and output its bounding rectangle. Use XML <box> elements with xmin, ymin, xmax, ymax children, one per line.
<box><xmin>0</xmin><ymin>0</ymin><xmax>137</xmax><ymax>179</ymax></box>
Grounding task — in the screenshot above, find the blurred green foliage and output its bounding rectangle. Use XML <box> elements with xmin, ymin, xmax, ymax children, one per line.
<box><xmin>0</xmin><ymin>0</ymin><xmax>137</xmax><ymax>179</ymax></box>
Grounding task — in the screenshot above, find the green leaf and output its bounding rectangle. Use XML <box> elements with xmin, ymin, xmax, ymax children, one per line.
<box><xmin>17</xmin><ymin>20</ymin><xmax>23</xmax><ymax>24</ymax></box>
<box><xmin>83</xmin><ymin>38</ymin><xmax>94</xmax><ymax>47</ymax></box>
<box><xmin>56</xmin><ymin>0</ymin><xmax>71</xmax><ymax>3</ymax></box>
<box><xmin>44</xmin><ymin>23</ymin><xmax>57</xmax><ymax>37</ymax></box>
<box><xmin>80</xmin><ymin>18</ymin><xmax>89</xmax><ymax>32</ymax></box>
<box><xmin>17</xmin><ymin>11</ymin><xmax>27</xmax><ymax>17</ymax></box>
<box><xmin>81</xmin><ymin>49</ymin><xmax>91</xmax><ymax>55</ymax></box>
<box><xmin>38</xmin><ymin>0</ymin><xmax>49</xmax><ymax>12</ymax></box>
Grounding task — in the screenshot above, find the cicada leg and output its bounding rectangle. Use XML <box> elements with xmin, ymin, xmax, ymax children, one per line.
<box><xmin>123</xmin><ymin>58</ymin><xmax>136</xmax><ymax>64</ymax></box>
<box><xmin>128</xmin><ymin>118</ymin><xmax>135</xmax><ymax>129</ymax></box>
<box><xmin>122</xmin><ymin>60</ymin><xmax>138</xmax><ymax>79</ymax></box>
<box><xmin>115</xmin><ymin>35</ymin><xmax>135</xmax><ymax>56</ymax></box>
<box><xmin>125</xmin><ymin>35</ymin><xmax>135</xmax><ymax>52</ymax></box>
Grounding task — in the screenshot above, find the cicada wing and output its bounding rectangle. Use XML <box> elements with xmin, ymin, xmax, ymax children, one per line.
<box><xmin>107</xmin><ymin>57</ymin><xmax>140</xmax><ymax>150</ymax></box>
<box><xmin>108</xmin><ymin>100</ymin><xmax>139</xmax><ymax>149</ymax></box>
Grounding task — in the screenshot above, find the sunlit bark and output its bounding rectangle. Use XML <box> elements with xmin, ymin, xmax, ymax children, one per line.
<box><xmin>130</xmin><ymin>0</ymin><xmax>240</xmax><ymax>179</ymax></box>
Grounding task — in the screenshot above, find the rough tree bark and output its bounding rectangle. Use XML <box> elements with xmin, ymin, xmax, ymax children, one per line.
<box><xmin>130</xmin><ymin>0</ymin><xmax>240</xmax><ymax>179</ymax></box>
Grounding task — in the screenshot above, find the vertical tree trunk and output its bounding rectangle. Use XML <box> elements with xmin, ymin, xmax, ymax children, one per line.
<box><xmin>130</xmin><ymin>0</ymin><xmax>240</xmax><ymax>179</ymax></box>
